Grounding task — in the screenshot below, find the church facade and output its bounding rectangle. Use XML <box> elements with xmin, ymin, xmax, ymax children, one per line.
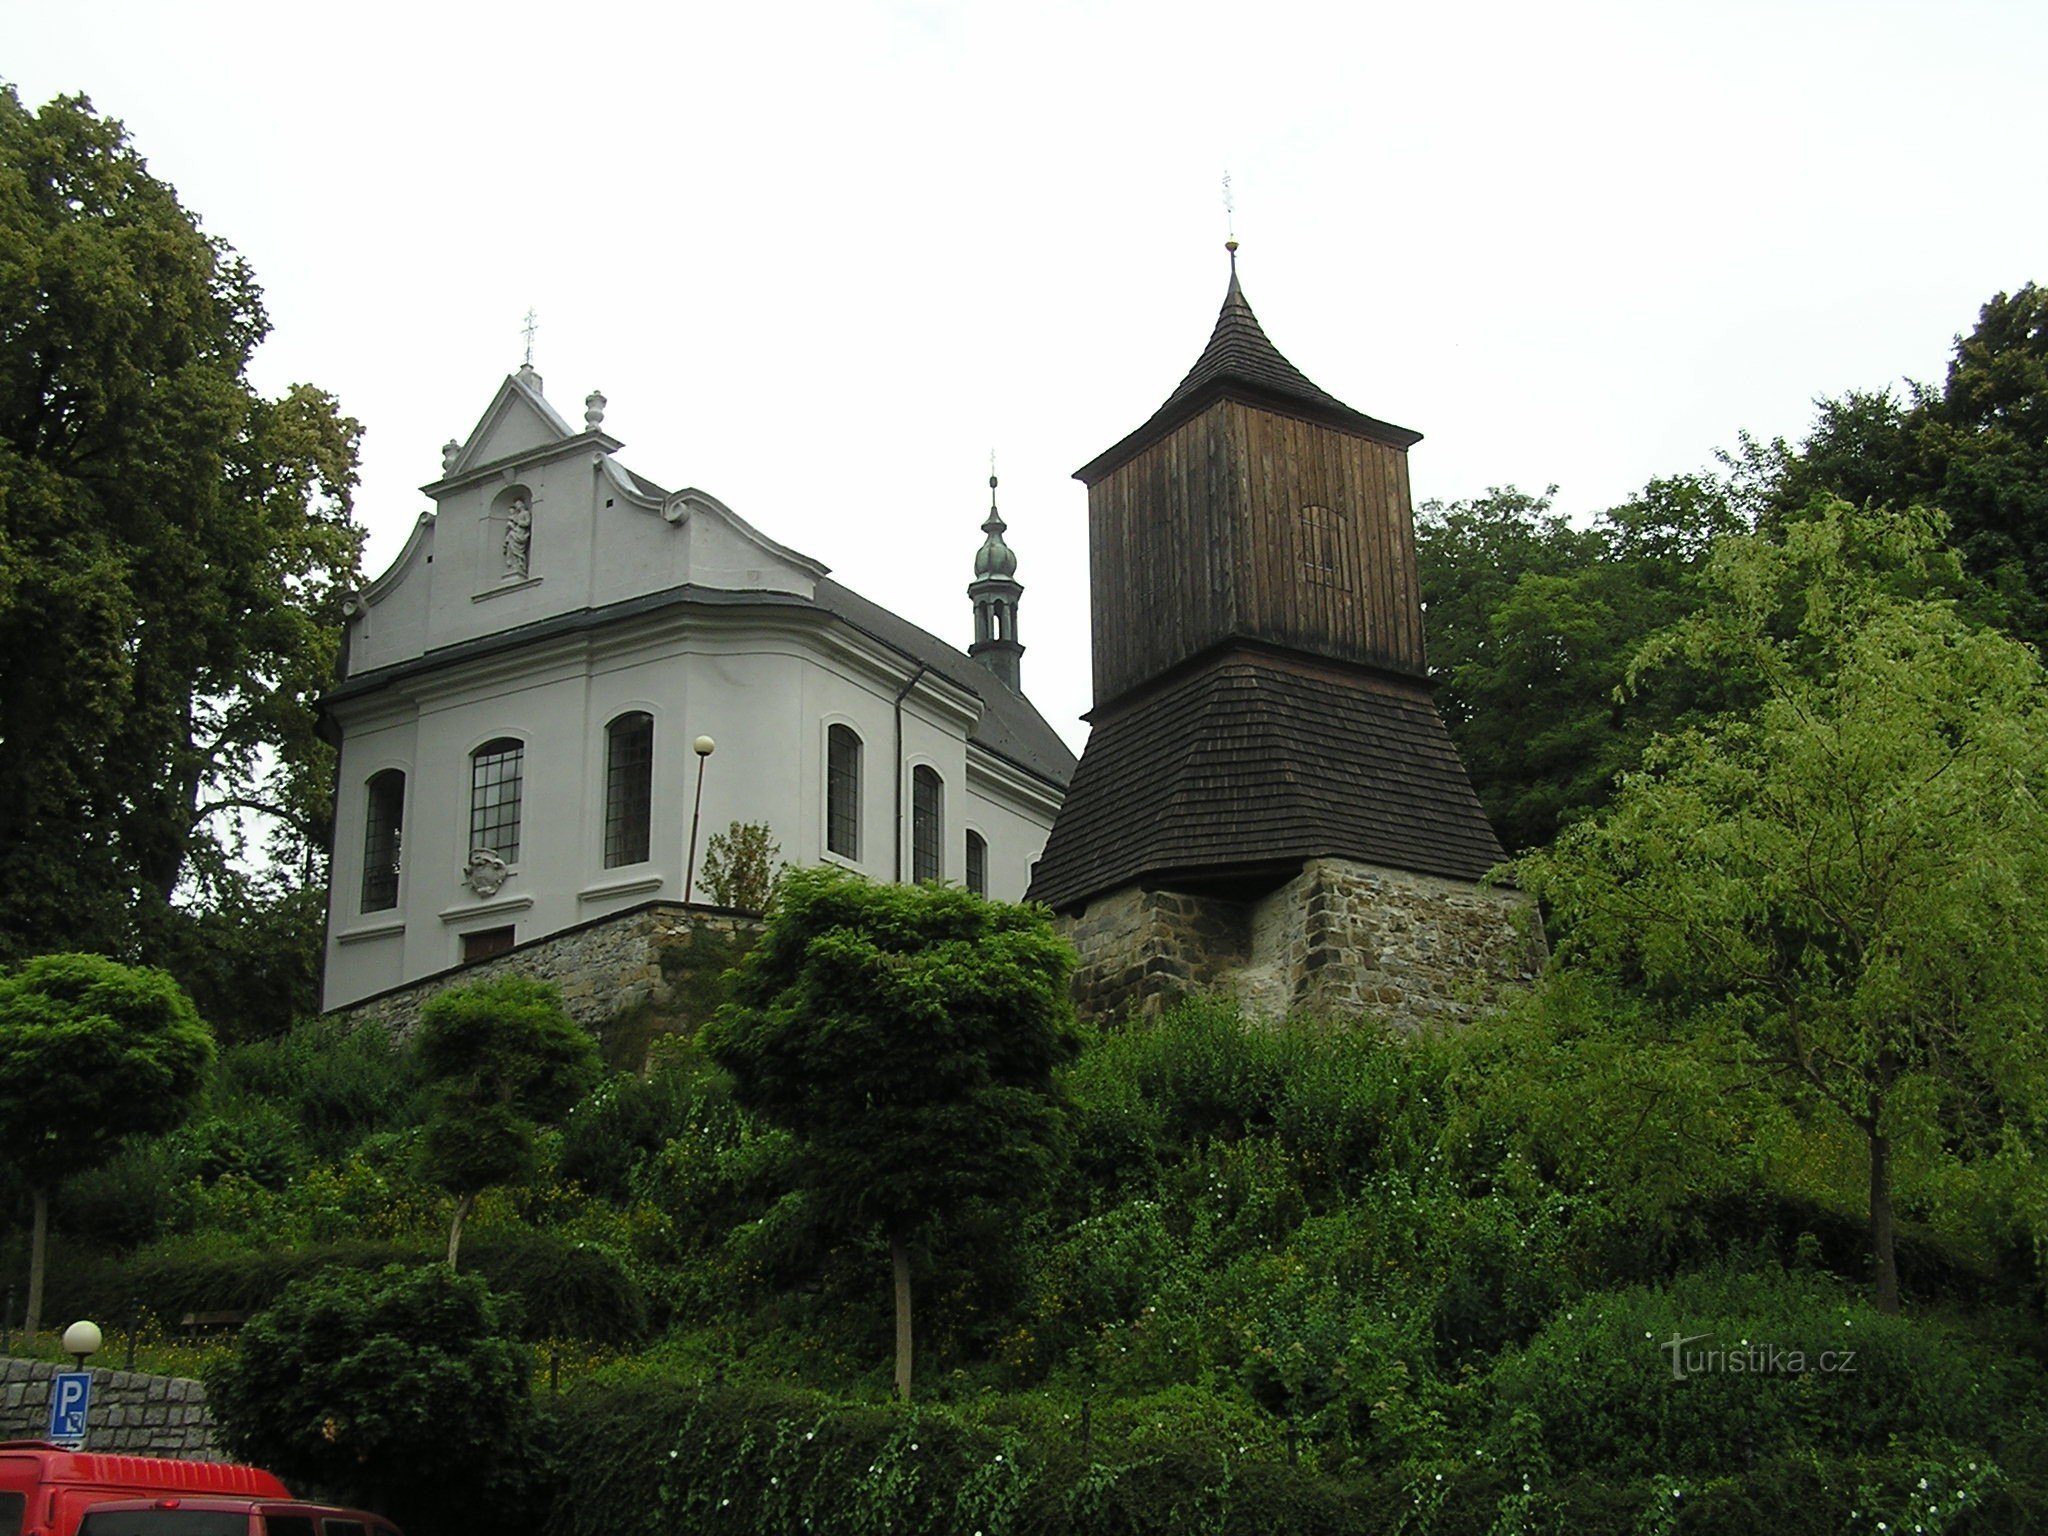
<box><xmin>319</xmin><ymin>367</ymin><xmax>1073</xmax><ymax>1013</ymax></box>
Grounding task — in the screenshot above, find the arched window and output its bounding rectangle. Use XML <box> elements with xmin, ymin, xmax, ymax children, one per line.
<box><xmin>470</xmin><ymin>738</ymin><xmax>524</xmax><ymax>863</ymax></box>
<box><xmin>965</xmin><ymin>830</ymin><xmax>988</xmax><ymax>898</ymax></box>
<box><xmin>360</xmin><ymin>770</ymin><xmax>405</xmax><ymax>912</ymax></box>
<box><xmin>827</xmin><ymin>724</ymin><xmax>861</xmax><ymax>858</ymax></box>
<box><xmin>912</xmin><ymin>766</ymin><xmax>943</xmax><ymax>883</ymax></box>
<box><xmin>604</xmin><ymin>712</ymin><xmax>654</xmax><ymax>867</ymax></box>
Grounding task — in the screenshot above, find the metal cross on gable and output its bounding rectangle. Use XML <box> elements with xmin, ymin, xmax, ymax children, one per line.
<box><xmin>521</xmin><ymin>307</ymin><xmax>539</xmax><ymax>368</ymax></box>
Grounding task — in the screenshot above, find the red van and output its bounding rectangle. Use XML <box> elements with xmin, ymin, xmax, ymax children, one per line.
<box><xmin>76</xmin><ymin>1500</ymin><xmax>400</xmax><ymax>1536</ymax></box>
<box><xmin>0</xmin><ymin>1444</ymin><xmax>289</xmax><ymax>1536</ymax></box>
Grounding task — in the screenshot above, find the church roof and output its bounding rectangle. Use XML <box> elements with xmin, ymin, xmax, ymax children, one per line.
<box><xmin>1075</xmin><ymin>258</ymin><xmax>1422</xmax><ymax>484</ymax></box>
<box><xmin>1026</xmin><ymin>647</ymin><xmax>1503</xmax><ymax>911</ymax></box>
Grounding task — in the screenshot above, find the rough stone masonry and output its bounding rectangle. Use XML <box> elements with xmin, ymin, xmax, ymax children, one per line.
<box><xmin>0</xmin><ymin>1357</ymin><xmax>222</xmax><ymax>1458</ymax></box>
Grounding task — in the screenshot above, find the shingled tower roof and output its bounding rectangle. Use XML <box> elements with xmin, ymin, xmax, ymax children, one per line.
<box><xmin>1076</xmin><ymin>254</ymin><xmax>1420</xmax><ymax>485</ymax></box>
<box><xmin>1028</xmin><ymin>252</ymin><xmax>1503</xmax><ymax>914</ymax></box>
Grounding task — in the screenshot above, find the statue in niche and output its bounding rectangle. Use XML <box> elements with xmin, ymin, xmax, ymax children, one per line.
<box><xmin>502</xmin><ymin>497</ymin><xmax>533</xmax><ymax>578</ymax></box>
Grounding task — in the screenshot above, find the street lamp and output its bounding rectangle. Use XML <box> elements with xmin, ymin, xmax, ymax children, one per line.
<box><xmin>684</xmin><ymin>735</ymin><xmax>715</xmax><ymax>904</ymax></box>
<box><xmin>62</xmin><ymin>1320</ymin><xmax>101</xmax><ymax>1370</ymax></box>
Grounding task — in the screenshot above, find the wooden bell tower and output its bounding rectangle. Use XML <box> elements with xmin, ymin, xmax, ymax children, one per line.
<box><xmin>1029</xmin><ymin>251</ymin><xmax>1505</xmax><ymax>930</ymax></box>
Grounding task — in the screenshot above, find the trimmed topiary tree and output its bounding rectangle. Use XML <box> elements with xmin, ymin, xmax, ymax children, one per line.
<box><xmin>414</xmin><ymin>975</ymin><xmax>600</xmax><ymax>1267</ymax></box>
<box><xmin>0</xmin><ymin>953</ymin><xmax>214</xmax><ymax>1336</ymax></box>
<box><xmin>702</xmin><ymin>867</ymin><xmax>1079</xmax><ymax>1400</ymax></box>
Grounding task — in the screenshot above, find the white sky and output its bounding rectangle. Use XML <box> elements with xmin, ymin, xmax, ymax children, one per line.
<box><xmin>7</xmin><ymin>1</ymin><xmax>2046</xmax><ymax>753</ymax></box>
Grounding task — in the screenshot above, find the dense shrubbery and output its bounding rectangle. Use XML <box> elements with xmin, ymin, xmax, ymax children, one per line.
<box><xmin>13</xmin><ymin>991</ymin><xmax>2047</xmax><ymax>1533</ymax></box>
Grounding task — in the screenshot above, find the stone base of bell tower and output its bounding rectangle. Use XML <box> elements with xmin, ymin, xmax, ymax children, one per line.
<box><xmin>1054</xmin><ymin>858</ymin><xmax>1544</xmax><ymax>1030</ymax></box>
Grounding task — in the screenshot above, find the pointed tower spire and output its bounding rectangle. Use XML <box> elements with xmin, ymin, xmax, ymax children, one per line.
<box><xmin>968</xmin><ymin>463</ymin><xmax>1025</xmax><ymax>693</ymax></box>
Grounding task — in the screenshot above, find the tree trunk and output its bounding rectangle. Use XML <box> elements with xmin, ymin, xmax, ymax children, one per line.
<box><xmin>1869</xmin><ymin>1127</ymin><xmax>1900</xmax><ymax>1315</ymax></box>
<box><xmin>446</xmin><ymin>1192</ymin><xmax>477</xmax><ymax>1270</ymax></box>
<box><xmin>24</xmin><ymin>1186</ymin><xmax>48</xmax><ymax>1341</ymax></box>
<box><xmin>891</xmin><ymin>1232</ymin><xmax>913</xmax><ymax>1403</ymax></box>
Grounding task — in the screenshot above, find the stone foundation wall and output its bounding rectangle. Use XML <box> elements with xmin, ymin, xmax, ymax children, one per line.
<box><xmin>1059</xmin><ymin>858</ymin><xmax>1543</xmax><ymax>1030</ymax></box>
<box><xmin>334</xmin><ymin>902</ymin><xmax>763</xmax><ymax>1039</ymax></box>
<box><xmin>0</xmin><ymin>1357</ymin><xmax>221</xmax><ymax>1457</ymax></box>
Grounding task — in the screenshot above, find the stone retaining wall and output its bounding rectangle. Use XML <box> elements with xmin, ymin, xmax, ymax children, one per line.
<box><xmin>0</xmin><ymin>1357</ymin><xmax>220</xmax><ymax>1457</ymax></box>
<box><xmin>335</xmin><ymin>901</ymin><xmax>763</xmax><ymax>1039</ymax></box>
<box><xmin>1060</xmin><ymin>858</ymin><xmax>1544</xmax><ymax>1029</ymax></box>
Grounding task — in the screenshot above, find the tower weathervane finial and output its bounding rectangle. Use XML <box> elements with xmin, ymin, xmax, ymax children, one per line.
<box><xmin>1222</xmin><ymin>170</ymin><xmax>1239</xmax><ymax>274</ymax></box>
<box><xmin>521</xmin><ymin>307</ymin><xmax>539</xmax><ymax>369</ymax></box>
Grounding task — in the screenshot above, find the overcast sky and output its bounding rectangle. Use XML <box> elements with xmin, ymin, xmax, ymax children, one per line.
<box><xmin>7</xmin><ymin>1</ymin><xmax>2046</xmax><ymax>751</ymax></box>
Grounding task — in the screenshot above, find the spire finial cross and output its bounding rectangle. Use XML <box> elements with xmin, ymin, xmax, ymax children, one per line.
<box><xmin>521</xmin><ymin>307</ymin><xmax>539</xmax><ymax>368</ymax></box>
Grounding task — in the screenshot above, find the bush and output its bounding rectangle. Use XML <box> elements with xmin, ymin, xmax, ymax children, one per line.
<box><xmin>216</xmin><ymin>1016</ymin><xmax>420</xmax><ymax>1159</ymax></box>
<box><xmin>1484</xmin><ymin>1265</ymin><xmax>2033</xmax><ymax>1479</ymax></box>
<box><xmin>463</xmin><ymin>1228</ymin><xmax>650</xmax><ymax>1345</ymax></box>
<box><xmin>209</xmin><ymin>1264</ymin><xmax>536</xmax><ymax>1536</ymax></box>
<box><xmin>542</xmin><ymin>1374</ymin><xmax>1378</xmax><ymax>1536</ymax></box>
<box><xmin>53</xmin><ymin>1226</ymin><xmax>648</xmax><ymax>1347</ymax></box>
<box><xmin>558</xmin><ymin>1053</ymin><xmax>708</xmax><ymax>1204</ymax></box>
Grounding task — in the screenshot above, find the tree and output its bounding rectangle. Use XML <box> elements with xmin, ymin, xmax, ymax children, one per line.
<box><xmin>207</xmin><ymin>1263</ymin><xmax>533</xmax><ymax>1536</ymax></box>
<box><xmin>1521</xmin><ymin>502</ymin><xmax>2048</xmax><ymax>1313</ymax></box>
<box><xmin>1417</xmin><ymin>479</ymin><xmax>1740</xmax><ymax>850</ymax></box>
<box><xmin>1922</xmin><ymin>283</ymin><xmax>2048</xmax><ymax>644</ymax></box>
<box><xmin>699</xmin><ymin>820</ymin><xmax>784</xmax><ymax>911</ymax></box>
<box><xmin>1726</xmin><ymin>286</ymin><xmax>2048</xmax><ymax>649</ymax></box>
<box><xmin>0</xmin><ymin>953</ymin><xmax>214</xmax><ymax>1335</ymax></box>
<box><xmin>414</xmin><ymin>976</ymin><xmax>600</xmax><ymax>1267</ymax></box>
<box><xmin>0</xmin><ymin>88</ymin><xmax>362</xmax><ymax>985</ymax></box>
<box><xmin>702</xmin><ymin>867</ymin><xmax>1079</xmax><ymax>1399</ymax></box>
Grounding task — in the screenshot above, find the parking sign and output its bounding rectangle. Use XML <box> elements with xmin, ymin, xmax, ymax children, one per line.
<box><xmin>47</xmin><ymin>1371</ymin><xmax>91</xmax><ymax>1448</ymax></box>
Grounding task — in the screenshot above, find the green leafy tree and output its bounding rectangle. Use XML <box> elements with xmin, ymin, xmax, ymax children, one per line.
<box><xmin>699</xmin><ymin>819</ymin><xmax>784</xmax><ymax>911</ymax></box>
<box><xmin>0</xmin><ymin>953</ymin><xmax>214</xmax><ymax>1335</ymax></box>
<box><xmin>703</xmin><ymin>867</ymin><xmax>1079</xmax><ymax>1399</ymax></box>
<box><xmin>1729</xmin><ymin>286</ymin><xmax>2048</xmax><ymax>648</ymax></box>
<box><xmin>0</xmin><ymin>88</ymin><xmax>362</xmax><ymax>997</ymax></box>
<box><xmin>1923</xmin><ymin>283</ymin><xmax>2048</xmax><ymax>642</ymax></box>
<box><xmin>207</xmin><ymin>1263</ymin><xmax>533</xmax><ymax>1536</ymax></box>
<box><xmin>414</xmin><ymin>976</ymin><xmax>600</xmax><ymax>1267</ymax></box>
<box><xmin>1417</xmin><ymin>478</ymin><xmax>1739</xmax><ymax>850</ymax></box>
<box><xmin>1521</xmin><ymin>502</ymin><xmax>2048</xmax><ymax>1313</ymax></box>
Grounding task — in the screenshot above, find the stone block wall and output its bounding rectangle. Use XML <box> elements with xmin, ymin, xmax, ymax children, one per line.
<box><xmin>0</xmin><ymin>1357</ymin><xmax>221</xmax><ymax>1457</ymax></box>
<box><xmin>335</xmin><ymin>901</ymin><xmax>763</xmax><ymax>1040</ymax></box>
<box><xmin>1059</xmin><ymin>858</ymin><xmax>1544</xmax><ymax>1030</ymax></box>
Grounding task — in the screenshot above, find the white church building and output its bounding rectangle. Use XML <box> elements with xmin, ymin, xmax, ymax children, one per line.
<box><xmin>318</xmin><ymin>366</ymin><xmax>1074</xmax><ymax>1012</ymax></box>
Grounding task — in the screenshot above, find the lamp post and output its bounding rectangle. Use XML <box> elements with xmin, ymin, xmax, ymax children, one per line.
<box><xmin>684</xmin><ymin>735</ymin><xmax>715</xmax><ymax>904</ymax></box>
<box><xmin>62</xmin><ymin>1320</ymin><xmax>101</xmax><ymax>1370</ymax></box>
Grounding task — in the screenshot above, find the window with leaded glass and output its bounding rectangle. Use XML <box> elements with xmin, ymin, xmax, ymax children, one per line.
<box><xmin>911</xmin><ymin>765</ymin><xmax>943</xmax><ymax>883</ymax></box>
<box><xmin>470</xmin><ymin>738</ymin><xmax>524</xmax><ymax>863</ymax></box>
<box><xmin>604</xmin><ymin>712</ymin><xmax>654</xmax><ymax>867</ymax></box>
<box><xmin>965</xmin><ymin>830</ymin><xmax>987</xmax><ymax>898</ymax></box>
<box><xmin>360</xmin><ymin>769</ymin><xmax>405</xmax><ymax>912</ymax></box>
<box><xmin>827</xmin><ymin>724</ymin><xmax>861</xmax><ymax>858</ymax></box>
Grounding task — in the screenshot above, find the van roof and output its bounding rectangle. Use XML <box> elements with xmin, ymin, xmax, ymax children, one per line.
<box><xmin>0</xmin><ymin>1445</ymin><xmax>290</xmax><ymax>1498</ymax></box>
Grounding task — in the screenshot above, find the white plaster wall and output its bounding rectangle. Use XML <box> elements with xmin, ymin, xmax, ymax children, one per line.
<box><xmin>324</xmin><ymin>621</ymin><xmax>1058</xmax><ymax>1010</ymax></box>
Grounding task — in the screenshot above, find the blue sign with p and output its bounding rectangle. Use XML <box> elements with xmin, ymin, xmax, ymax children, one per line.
<box><xmin>48</xmin><ymin>1371</ymin><xmax>91</xmax><ymax>1447</ymax></box>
